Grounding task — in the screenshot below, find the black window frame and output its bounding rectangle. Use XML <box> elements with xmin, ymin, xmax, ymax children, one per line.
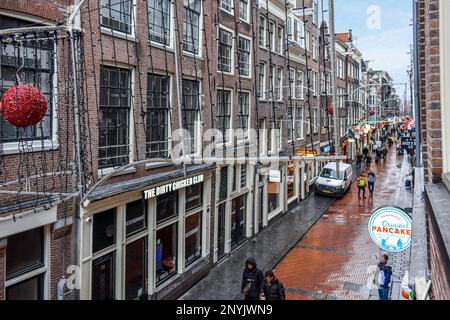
<box><xmin>98</xmin><ymin>65</ymin><xmax>132</xmax><ymax>169</ymax></box>
<box><xmin>147</xmin><ymin>74</ymin><xmax>170</xmax><ymax>159</ymax></box>
<box><xmin>100</xmin><ymin>0</ymin><xmax>133</xmax><ymax>35</ymax></box>
<box><xmin>218</xmin><ymin>28</ymin><xmax>233</xmax><ymax>73</ymax></box>
<box><xmin>181</xmin><ymin>79</ymin><xmax>200</xmax><ymax>155</ymax></box>
<box><xmin>237</xmin><ymin>91</ymin><xmax>249</xmax><ymax>134</ymax></box>
<box><xmin>216</xmin><ymin>89</ymin><xmax>232</xmax><ymax>142</ymax></box>
<box><xmin>183</xmin><ymin>0</ymin><xmax>201</xmax><ymax>54</ymax></box>
<box><xmin>148</xmin><ymin>0</ymin><xmax>171</xmax><ymax>45</ymax></box>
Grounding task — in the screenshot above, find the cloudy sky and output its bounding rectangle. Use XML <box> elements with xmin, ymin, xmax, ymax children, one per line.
<box><xmin>334</xmin><ymin>0</ymin><xmax>413</xmax><ymax>91</ymax></box>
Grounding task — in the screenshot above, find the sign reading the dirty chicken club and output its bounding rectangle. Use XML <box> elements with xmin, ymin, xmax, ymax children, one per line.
<box><xmin>143</xmin><ymin>174</ymin><xmax>204</xmax><ymax>199</ymax></box>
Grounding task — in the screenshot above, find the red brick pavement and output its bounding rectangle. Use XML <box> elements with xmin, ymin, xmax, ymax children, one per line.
<box><xmin>274</xmin><ymin>150</ymin><xmax>406</xmax><ymax>300</ymax></box>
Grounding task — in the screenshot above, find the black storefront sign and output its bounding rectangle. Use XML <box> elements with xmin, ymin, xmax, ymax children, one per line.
<box><xmin>401</xmin><ymin>137</ymin><xmax>416</xmax><ymax>151</ymax></box>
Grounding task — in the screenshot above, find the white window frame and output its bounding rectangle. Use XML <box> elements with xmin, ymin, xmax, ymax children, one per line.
<box><xmin>239</xmin><ymin>0</ymin><xmax>250</xmax><ymax>23</ymax></box>
<box><xmin>148</xmin><ymin>0</ymin><xmax>175</xmax><ymax>49</ymax></box>
<box><xmin>100</xmin><ymin>0</ymin><xmax>137</xmax><ymax>40</ymax></box>
<box><xmin>237</xmin><ymin>33</ymin><xmax>252</xmax><ymax>78</ymax></box>
<box><xmin>259</xmin><ymin>16</ymin><xmax>266</xmax><ymax>48</ymax></box>
<box><xmin>220</xmin><ymin>0</ymin><xmax>234</xmax><ymax>14</ymax></box>
<box><xmin>258</xmin><ymin>63</ymin><xmax>267</xmax><ymax>100</ymax></box>
<box><xmin>217</xmin><ymin>25</ymin><xmax>235</xmax><ymax>75</ymax></box>
<box><xmin>277</xmin><ymin>26</ymin><xmax>284</xmax><ymax>55</ymax></box>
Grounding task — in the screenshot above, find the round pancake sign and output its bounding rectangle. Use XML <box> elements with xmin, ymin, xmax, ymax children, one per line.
<box><xmin>368</xmin><ymin>206</ymin><xmax>412</xmax><ymax>252</ymax></box>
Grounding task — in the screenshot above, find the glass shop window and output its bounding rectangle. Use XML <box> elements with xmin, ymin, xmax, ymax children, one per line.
<box><xmin>185</xmin><ymin>183</ymin><xmax>203</xmax><ymax>212</ymax></box>
<box><xmin>126</xmin><ymin>199</ymin><xmax>147</xmax><ymax>237</ymax></box>
<box><xmin>155</xmin><ymin>223</ymin><xmax>178</xmax><ymax>284</ymax></box>
<box><xmin>156</xmin><ymin>191</ymin><xmax>178</xmax><ymax>223</ymax></box>
<box><xmin>184</xmin><ymin>212</ymin><xmax>202</xmax><ymax>266</ymax></box>
<box><xmin>93</xmin><ymin>208</ymin><xmax>117</xmax><ymax>253</ymax></box>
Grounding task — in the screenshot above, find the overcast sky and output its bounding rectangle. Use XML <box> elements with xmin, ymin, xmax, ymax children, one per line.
<box><xmin>333</xmin><ymin>0</ymin><xmax>413</xmax><ymax>94</ymax></box>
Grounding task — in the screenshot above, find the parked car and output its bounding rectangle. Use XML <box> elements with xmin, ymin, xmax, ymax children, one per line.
<box><xmin>314</xmin><ymin>162</ymin><xmax>353</xmax><ymax>197</ymax></box>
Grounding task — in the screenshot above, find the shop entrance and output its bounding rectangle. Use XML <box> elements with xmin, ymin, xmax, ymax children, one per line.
<box><xmin>231</xmin><ymin>194</ymin><xmax>246</xmax><ymax>249</ymax></box>
<box><xmin>92</xmin><ymin>253</ymin><xmax>115</xmax><ymax>300</ymax></box>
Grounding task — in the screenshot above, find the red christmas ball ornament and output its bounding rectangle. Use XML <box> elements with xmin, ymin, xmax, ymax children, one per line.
<box><xmin>0</xmin><ymin>84</ymin><xmax>47</xmax><ymax>128</ymax></box>
<box><xmin>369</xmin><ymin>110</ymin><xmax>375</xmax><ymax>116</ymax></box>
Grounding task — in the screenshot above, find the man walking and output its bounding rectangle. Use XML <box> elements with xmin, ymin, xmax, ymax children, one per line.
<box><xmin>356</xmin><ymin>173</ymin><xmax>367</xmax><ymax>199</ymax></box>
<box><xmin>368</xmin><ymin>170</ymin><xmax>377</xmax><ymax>195</ymax></box>
<box><xmin>262</xmin><ymin>271</ymin><xmax>286</xmax><ymax>300</ymax></box>
<box><xmin>241</xmin><ymin>257</ymin><xmax>264</xmax><ymax>300</ymax></box>
<box><xmin>377</xmin><ymin>254</ymin><xmax>393</xmax><ymax>300</ymax></box>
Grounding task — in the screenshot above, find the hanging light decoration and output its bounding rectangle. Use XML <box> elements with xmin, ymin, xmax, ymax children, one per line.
<box><xmin>0</xmin><ymin>84</ymin><xmax>47</xmax><ymax>128</ymax></box>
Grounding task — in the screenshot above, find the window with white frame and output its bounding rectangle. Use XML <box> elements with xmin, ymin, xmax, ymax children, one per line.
<box><xmin>277</xmin><ymin>26</ymin><xmax>283</xmax><ymax>55</ymax></box>
<box><xmin>239</xmin><ymin>0</ymin><xmax>249</xmax><ymax>22</ymax></box>
<box><xmin>313</xmin><ymin>108</ymin><xmax>318</xmax><ymax>133</ymax></box>
<box><xmin>312</xmin><ymin>36</ymin><xmax>318</xmax><ymax>60</ymax></box>
<box><xmin>312</xmin><ymin>72</ymin><xmax>318</xmax><ymax>96</ymax></box>
<box><xmin>183</xmin><ymin>0</ymin><xmax>201</xmax><ymax>54</ymax></box>
<box><xmin>6</xmin><ymin>227</ymin><xmax>46</xmax><ymax>300</ymax></box>
<box><xmin>296</xmin><ymin>71</ymin><xmax>304</xmax><ymax>99</ymax></box>
<box><xmin>269</xmin><ymin>65</ymin><xmax>275</xmax><ymax>100</ymax></box>
<box><xmin>217</xmin><ymin>89</ymin><xmax>232</xmax><ymax>142</ymax></box>
<box><xmin>238</xmin><ymin>91</ymin><xmax>250</xmax><ymax>137</ymax></box>
<box><xmin>238</xmin><ymin>36</ymin><xmax>251</xmax><ymax>76</ymax></box>
<box><xmin>99</xmin><ymin>66</ymin><xmax>132</xmax><ymax>170</ymax></box>
<box><xmin>148</xmin><ymin>0</ymin><xmax>171</xmax><ymax>45</ymax></box>
<box><xmin>100</xmin><ymin>0</ymin><xmax>133</xmax><ymax>34</ymax></box>
<box><xmin>276</xmin><ymin>68</ymin><xmax>283</xmax><ymax>101</ymax></box>
<box><xmin>259</xmin><ymin>16</ymin><xmax>266</xmax><ymax>47</ymax></box>
<box><xmin>218</xmin><ymin>28</ymin><xmax>233</xmax><ymax>73</ymax></box>
<box><xmin>296</xmin><ymin>107</ymin><xmax>304</xmax><ymax>139</ymax></box>
<box><xmin>258</xmin><ymin>63</ymin><xmax>266</xmax><ymax>99</ymax></box>
<box><xmin>268</xmin><ymin>21</ymin><xmax>275</xmax><ymax>50</ymax></box>
<box><xmin>220</xmin><ymin>0</ymin><xmax>233</xmax><ymax>13</ymax></box>
<box><xmin>0</xmin><ymin>17</ymin><xmax>54</xmax><ymax>144</ymax></box>
<box><xmin>289</xmin><ymin>69</ymin><xmax>296</xmax><ymax>99</ymax></box>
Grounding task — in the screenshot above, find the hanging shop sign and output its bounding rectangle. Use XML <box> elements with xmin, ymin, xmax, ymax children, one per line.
<box><xmin>368</xmin><ymin>207</ymin><xmax>412</xmax><ymax>253</ymax></box>
<box><xmin>269</xmin><ymin>170</ymin><xmax>282</xmax><ymax>183</ymax></box>
<box><xmin>401</xmin><ymin>137</ymin><xmax>416</xmax><ymax>151</ymax></box>
<box><xmin>143</xmin><ymin>174</ymin><xmax>204</xmax><ymax>199</ymax></box>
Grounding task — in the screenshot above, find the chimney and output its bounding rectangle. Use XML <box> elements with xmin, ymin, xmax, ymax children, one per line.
<box><xmin>348</xmin><ymin>29</ymin><xmax>353</xmax><ymax>43</ymax></box>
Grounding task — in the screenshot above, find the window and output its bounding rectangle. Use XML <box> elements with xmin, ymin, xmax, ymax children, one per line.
<box><xmin>312</xmin><ymin>36</ymin><xmax>318</xmax><ymax>60</ymax></box>
<box><xmin>296</xmin><ymin>107</ymin><xmax>304</xmax><ymax>139</ymax></box>
<box><xmin>6</xmin><ymin>275</ymin><xmax>44</xmax><ymax>300</ymax></box>
<box><xmin>219</xmin><ymin>167</ymin><xmax>228</xmax><ymax>201</ymax></box>
<box><xmin>93</xmin><ymin>209</ymin><xmax>117</xmax><ymax>253</ymax></box>
<box><xmin>312</xmin><ymin>72</ymin><xmax>318</xmax><ymax>96</ymax></box>
<box><xmin>289</xmin><ymin>69</ymin><xmax>295</xmax><ymax>99</ymax></box>
<box><xmin>313</xmin><ymin>108</ymin><xmax>318</xmax><ymax>133</ymax></box>
<box><xmin>218</xmin><ymin>28</ymin><xmax>233</xmax><ymax>73</ymax></box>
<box><xmin>125</xmin><ymin>238</ymin><xmax>146</xmax><ymax>300</ymax></box>
<box><xmin>287</xmin><ymin>112</ymin><xmax>293</xmax><ymax>142</ymax></box>
<box><xmin>296</xmin><ymin>71</ymin><xmax>304</xmax><ymax>99</ymax></box>
<box><xmin>287</xmin><ymin>161</ymin><xmax>296</xmax><ymax>199</ymax></box>
<box><xmin>239</xmin><ymin>0</ymin><xmax>249</xmax><ymax>22</ymax></box>
<box><xmin>6</xmin><ymin>228</ymin><xmax>44</xmax><ymax>280</ymax></box>
<box><xmin>183</xmin><ymin>0</ymin><xmax>201</xmax><ymax>54</ymax></box>
<box><xmin>0</xmin><ymin>17</ymin><xmax>54</xmax><ymax>143</ymax></box>
<box><xmin>100</xmin><ymin>0</ymin><xmax>133</xmax><ymax>34</ymax></box>
<box><xmin>92</xmin><ymin>253</ymin><xmax>115</xmax><ymax>300</ymax></box>
<box><xmin>147</xmin><ymin>74</ymin><xmax>170</xmax><ymax>158</ymax></box>
<box><xmin>276</xmin><ymin>68</ymin><xmax>283</xmax><ymax>101</ymax></box>
<box><xmin>259</xmin><ymin>16</ymin><xmax>266</xmax><ymax>47</ymax></box>
<box><xmin>156</xmin><ymin>191</ymin><xmax>178</xmax><ymax>223</ymax></box>
<box><xmin>269</xmin><ymin>65</ymin><xmax>275</xmax><ymax>100</ymax></box>
<box><xmin>99</xmin><ymin>66</ymin><xmax>132</xmax><ymax>169</ymax></box>
<box><xmin>217</xmin><ymin>90</ymin><xmax>232</xmax><ymax>142</ymax></box>
<box><xmin>268</xmin><ymin>21</ymin><xmax>275</xmax><ymax>50</ymax></box>
<box><xmin>277</xmin><ymin>27</ymin><xmax>283</xmax><ymax>55</ymax></box>
<box><xmin>148</xmin><ymin>0</ymin><xmax>171</xmax><ymax>45</ymax></box>
<box><xmin>185</xmin><ymin>212</ymin><xmax>202</xmax><ymax>265</ymax></box>
<box><xmin>126</xmin><ymin>200</ymin><xmax>147</xmax><ymax>236</ymax></box>
<box><xmin>258</xmin><ymin>63</ymin><xmax>266</xmax><ymax>99</ymax></box>
<box><xmin>220</xmin><ymin>0</ymin><xmax>233</xmax><ymax>13</ymax></box>
<box><xmin>156</xmin><ymin>223</ymin><xmax>177</xmax><ymax>284</ymax></box>
<box><xmin>240</xmin><ymin>165</ymin><xmax>247</xmax><ymax>188</ymax></box>
<box><xmin>237</xmin><ymin>92</ymin><xmax>250</xmax><ymax>136</ymax></box>
<box><xmin>238</xmin><ymin>36</ymin><xmax>251</xmax><ymax>76</ymax></box>
<box><xmin>268</xmin><ymin>171</ymin><xmax>280</xmax><ymax>214</ymax></box>
<box><xmin>181</xmin><ymin>79</ymin><xmax>200</xmax><ymax>154</ymax></box>
<box><xmin>186</xmin><ymin>183</ymin><xmax>203</xmax><ymax>211</ymax></box>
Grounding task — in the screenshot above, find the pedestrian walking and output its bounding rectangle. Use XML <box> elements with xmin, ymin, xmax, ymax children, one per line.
<box><xmin>356</xmin><ymin>174</ymin><xmax>367</xmax><ymax>199</ymax></box>
<box><xmin>368</xmin><ymin>170</ymin><xmax>377</xmax><ymax>195</ymax></box>
<box><xmin>382</xmin><ymin>147</ymin><xmax>388</xmax><ymax>161</ymax></box>
<box><xmin>241</xmin><ymin>257</ymin><xmax>264</xmax><ymax>300</ymax></box>
<box><xmin>356</xmin><ymin>154</ymin><xmax>363</xmax><ymax>168</ymax></box>
<box><xmin>262</xmin><ymin>271</ymin><xmax>286</xmax><ymax>300</ymax></box>
<box><xmin>377</xmin><ymin>254</ymin><xmax>393</xmax><ymax>301</ymax></box>
<box><xmin>365</xmin><ymin>155</ymin><xmax>372</xmax><ymax>169</ymax></box>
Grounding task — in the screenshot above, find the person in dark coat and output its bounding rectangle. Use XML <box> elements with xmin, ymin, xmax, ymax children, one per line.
<box><xmin>241</xmin><ymin>257</ymin><xmax>264</xmax><ymax>300</ymax></box>
<box><xmin>262</xmin><ymin>271</ymin><xmax>286</xmax><ymax>300</ymax></box>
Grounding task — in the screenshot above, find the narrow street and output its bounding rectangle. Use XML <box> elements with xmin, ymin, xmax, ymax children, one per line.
<box><xmin>274</xmin><ymin>149</ymin><xmax>413</xmax><ymax>300</ymax></box>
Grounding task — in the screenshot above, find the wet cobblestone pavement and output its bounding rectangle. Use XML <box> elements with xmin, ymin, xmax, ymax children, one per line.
<box><xmin>275</xmin><ymin>149</ymin><xmax>413</xmax><ymax>300</ymax></box>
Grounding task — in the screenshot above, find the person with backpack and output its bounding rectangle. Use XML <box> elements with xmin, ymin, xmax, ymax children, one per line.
<box><xmin>241</xmin><ymin>257</ymin><xmax>264</xmax><ymax>300</ymax></box>
<box><xmin>367</xmin><ymin>170</ymin><xmax>377</xmax><ymax>195</ymax></box>
<box><xmin>262</xmin><ymin>271</ymin><xmax>286</xmax><ymax>300</ymax></box>
<box><xmin>356</xmin><ymin>174</ymin><xmax>367</xmax><ymax>199</ymax></box>
<box><xmin>377</xmin><ymin>254</ymin><xmax>393</xmax><ymax>300</ymax></box>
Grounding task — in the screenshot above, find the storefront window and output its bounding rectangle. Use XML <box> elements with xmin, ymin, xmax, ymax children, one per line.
<box><xmin>126</xmin><ymin>200</ymin><xmax>147</xmax><ymax>236</ymax></box>
<box><xmin>185</xmin><ymin>212</ymin><xmax>202</xmax><ymax>266</ymax></box>
<box><xmin>93</xmin><ymin>209</ymin><xmax>116</xmax><ymax>253</ymax></box>
<box><xmin>125</xmin><ymin>238</ymin><xmax>146</xmax><ymax>300</ymax></box>
<box><xmin>156</xmin><ymin>191</ymin><xmax>178</xmax><ymax>223</ymax></box>
<box><xmin>6</xmin><ymin>227</ymin><xmax>44</xmax><ymax>279</ymax></box>
<box><xmin>231</xmin><ymin>194</ymin><xmax>246</xmax><ymax>248</ymax></box>
<box><xmin>6</xmin><ymin>275</ymin><xmax>43</xmax><ymax>300</ymax></box>
<box><xmin>186</xmin><ymin>183</ymin><xmax>203</xmax><ymax>212</ymax></box>
<box><xmin>287</xmin><ymin>161</ymin><xmax>296</xmax><ymax>199</ymax></box>
<box><xmin>156</xmin><ymin>223</ymin><xmax>177</xmax><ymax>284</ymax></box>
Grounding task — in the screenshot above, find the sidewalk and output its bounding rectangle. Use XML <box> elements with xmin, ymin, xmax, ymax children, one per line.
<box><xmin>180</xmin><ymin>195</ymin><xmax>335</xmax><ymax>300</ymax></box>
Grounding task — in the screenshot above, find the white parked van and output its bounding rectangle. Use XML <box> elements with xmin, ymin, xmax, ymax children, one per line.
<box><xmin>314</xmin><ymin>162</ymin><xmax>353</xmax><ymax>197</ymax></box>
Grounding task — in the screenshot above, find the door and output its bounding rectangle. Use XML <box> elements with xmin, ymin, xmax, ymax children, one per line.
<box><xmin>92</xmin><ymin>253</ymin><xmax>115</xmax><ymax>300</ymax></box>
<box><xmin>217</xmin><ymin>203</ymin><xmax>226</xmax><ymax>260</ymax></box>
